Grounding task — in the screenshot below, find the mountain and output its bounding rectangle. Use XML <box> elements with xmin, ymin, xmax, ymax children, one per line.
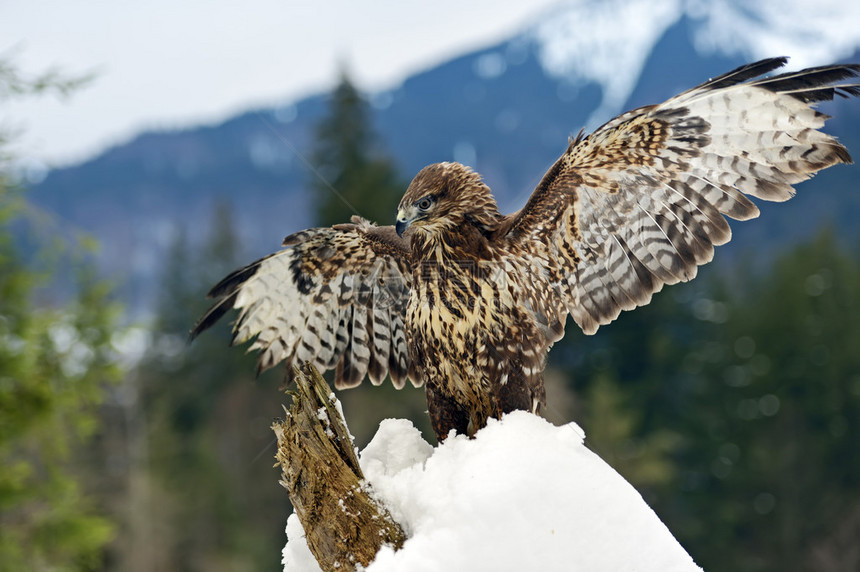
<box><xmin>29</xmin><ymin>0</ymin><xmax>860</xmax><ymax>314</ymax></box>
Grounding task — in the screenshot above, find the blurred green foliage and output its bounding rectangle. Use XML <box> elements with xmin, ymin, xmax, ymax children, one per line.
<box><xmin>0</xmin><ymin>60</ymin><xmax>121</xmax><ymax>571</ymax></box>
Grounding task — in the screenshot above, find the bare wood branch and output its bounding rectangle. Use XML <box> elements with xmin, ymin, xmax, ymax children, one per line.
<box><xmin>272</xmin><ymin>362</ymin><xmax>406</xmax><ymax>572</ymax></box>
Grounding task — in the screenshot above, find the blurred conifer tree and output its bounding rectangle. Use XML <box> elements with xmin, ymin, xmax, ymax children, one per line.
<box><xmin>559</xmin><ymin>231</ymin><xmax>860</xmax><ymax>572</ymax></box>
<box><xmin>127</xmin><ymin>201</ymin><xmax>290</xmax><ymax>571</ymax></box>
<box><xmin>310</xmin><ymin>69</ymin><xmax>405</xmax><ymax>227</ymax></box>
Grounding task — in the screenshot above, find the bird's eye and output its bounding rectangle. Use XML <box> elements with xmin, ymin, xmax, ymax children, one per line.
<box><xmin>417</xmin><ymin>197</ymin><xmax>434</xmax><ymax>211</ymax></box>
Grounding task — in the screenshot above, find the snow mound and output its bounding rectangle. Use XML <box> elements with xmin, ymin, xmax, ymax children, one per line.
<box><xmin>283</xmin><ymin>412</ymin><xmax>701</xmax><ymax>572</ymax></box>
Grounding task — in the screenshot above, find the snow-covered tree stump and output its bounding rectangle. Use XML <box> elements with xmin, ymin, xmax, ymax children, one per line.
<box><xmin>271</xmin><ymin>363</ymin><xmax>406</xmax><ymax>572</ymax></box>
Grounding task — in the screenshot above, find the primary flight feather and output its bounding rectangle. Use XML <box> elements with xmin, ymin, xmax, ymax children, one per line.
<box><xmin>192</xmin><ymin>58</ymin><xmax>859</xmax><ymax>441</ymax></box>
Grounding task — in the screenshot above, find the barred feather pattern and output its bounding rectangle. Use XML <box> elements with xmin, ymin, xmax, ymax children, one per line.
<box><xmin>191</xmin><ymin>218</ymin><xmax>417</xmax><ymax>390</ymax></box>
<box><xmin>506</xmin><ymin>57</ymin><xmax>859</xmax><ymax>336</ymax></box>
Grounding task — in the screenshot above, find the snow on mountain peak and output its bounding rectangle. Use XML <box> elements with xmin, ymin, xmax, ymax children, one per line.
<box><xmin>688</xmin><ymin>0</ymin><xmax>860</xmax><ymax>69</ymax></box>
<box><xmin>528</xmin><ymin>0</ymin><xmax>682</xmax><ymax>126</ymax></box>
<box><xmin>525</xmin><ymin>0</ymin><xmax>860</xmax><ymax>126</ymax></box>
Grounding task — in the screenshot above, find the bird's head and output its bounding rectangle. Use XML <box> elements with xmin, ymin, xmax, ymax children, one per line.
<box><xmin>395</xmin><ymin>162</ymin><xmax>502</xmax><ymax>239</ymax></box>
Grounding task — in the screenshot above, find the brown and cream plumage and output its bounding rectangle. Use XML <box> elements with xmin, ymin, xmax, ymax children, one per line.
<box><xmin>192</xmin><ymin>58</ymin><xmax>859</xmax><ymax>441</ymax></box>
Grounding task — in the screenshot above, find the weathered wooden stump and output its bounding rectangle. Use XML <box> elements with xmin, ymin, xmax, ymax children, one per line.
<box><xmin>272</xmin><ymin>362</ymin><xmax>406</xmax><ymax>571</ymax></box>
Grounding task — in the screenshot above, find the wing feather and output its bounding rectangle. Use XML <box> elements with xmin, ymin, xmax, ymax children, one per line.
<box><xmin>368</xmin><ymin>302</ymin><xmax>392</xmax><ymax>386</ymax></box>
<box><xmin>504</xmin><ymin>58</ymin><xmax>859</xmax><ymax>335</ymax></box>
<box><xmin>190</xmin><ymin>217</ymin><xmax>419</xmax><ymax>389</ymax></box>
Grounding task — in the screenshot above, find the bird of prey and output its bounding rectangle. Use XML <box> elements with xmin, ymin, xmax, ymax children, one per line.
<box><xmin>192</xmin><ymin>58</ymin><xmax>859</xmax><ymax>441</ymax></box>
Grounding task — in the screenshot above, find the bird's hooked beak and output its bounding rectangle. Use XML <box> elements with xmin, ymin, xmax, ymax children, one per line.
<box><xmin>395</xmin><ymin>207</ymin><xmax>418</xmax><ymax>237</ymax></box>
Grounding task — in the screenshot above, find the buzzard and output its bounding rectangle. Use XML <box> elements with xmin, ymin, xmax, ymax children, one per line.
<box><xmin>192</xmin><ymin>58</ymin><xmax>859</xmax><ymax>441</ymax></box>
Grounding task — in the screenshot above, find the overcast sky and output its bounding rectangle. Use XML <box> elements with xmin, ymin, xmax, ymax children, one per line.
<box><xmin>1</xmin><ymin>0</ymin><xmax>561</xmax><ymax>167</ymax></box>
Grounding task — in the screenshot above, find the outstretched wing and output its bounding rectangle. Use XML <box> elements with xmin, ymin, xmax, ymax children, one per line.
<box><xmin>504</xmin><ymin>57</ymin><xmax>860</xmax><ymax>336</ymax></box>
<box><xmin>191</xmin><ymin>216</ymin><xmax>420</xmax><ymax>389</ymax></box>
